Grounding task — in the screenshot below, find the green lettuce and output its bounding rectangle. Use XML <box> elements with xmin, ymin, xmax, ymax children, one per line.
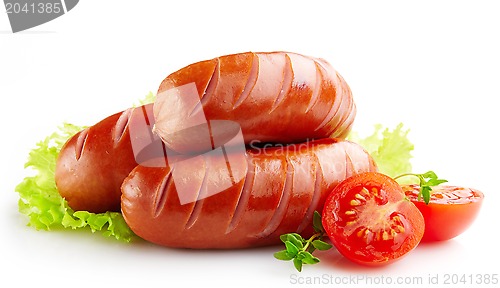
<box><xmin>134</xmin><ymin>91</ymin><xmax>155</xmax><ymax>107</ymax></box>
<box><xmin>16</xmin><ymin>124</ymin><xmax>135</xmax><ymax>242</ymax></box>
<box><xmin>348</xmin><ymin>123</ymin><xmax>414</xmax><ymax>178</ymax></box>
<box><xmin>15</xmin><ymin>93</ymin><xmax>156</xmax><ymax>241</ymax></box>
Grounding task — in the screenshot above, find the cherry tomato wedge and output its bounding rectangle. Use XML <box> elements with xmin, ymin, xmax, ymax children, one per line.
<box><xmin>322</xmin><ymin>172</ymin><xmax>424</xmax><ymax>266</ymax></box>
<box><xmin>401</xmin><ymin>184</ymin><xmax>484</xmax><ymax>242</ymax></box>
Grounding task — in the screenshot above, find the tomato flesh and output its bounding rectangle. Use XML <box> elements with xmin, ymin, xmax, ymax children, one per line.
<box><xmin>402</xmin><ymin>184</ymin><xmax>484</xmax><ymax>242</ymax></box>
<box><xmin>322</xmin><ymin>172</ymin><xmax>424</xmax><ymax>266</ymax></box>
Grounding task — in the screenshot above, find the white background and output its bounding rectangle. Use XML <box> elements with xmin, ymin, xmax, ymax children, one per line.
<box><xmin>1</xmin><ymin>1</ymin><xmax>499</xmax><ymax>287</ymax></box>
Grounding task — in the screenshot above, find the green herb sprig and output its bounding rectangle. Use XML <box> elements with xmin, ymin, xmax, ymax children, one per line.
<box><xmin>395</xmin><ymin>170</ymin><xmax>448</xmax><ymax>204</ymax></box>
<box><xmin>274</xmin><ymin>211</ymin><xmax>332</xmax><ymax>272</ymax></box>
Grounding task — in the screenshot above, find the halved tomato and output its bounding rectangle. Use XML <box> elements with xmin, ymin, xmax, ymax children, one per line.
<box><xmin>322</xmin><ymin>172</ymin><xmax>424</xmax><ymax>266</ymax></box>
<box><xmin>401</xmin><ymin>184</ymin><xmax>484</xmax><ymax>242</ymax></box>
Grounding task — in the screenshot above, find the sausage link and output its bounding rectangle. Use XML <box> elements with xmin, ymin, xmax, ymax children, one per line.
<box><xmin>153</xmin><ymin>52</ymin><xmax>356</xmax><ymax>153</ymax></box>
<box><xmin>55</xmin><ymin>104</ymin><xmax>161</xmax><ymax>213</ymax></box>
<box><xmin>121</xmin><ymin>139</ymin><xmax>377</xmax><ymax>249</ymax></box>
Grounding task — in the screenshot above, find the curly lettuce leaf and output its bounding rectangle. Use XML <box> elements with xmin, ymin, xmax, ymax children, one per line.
<box><xmin>348</xmin><ymin>123</ymin><xmax>414</xmax><ymax>178</ymax></box>
<box><xmin>15</xmin><ymin>123</ymin><xmax>135</xmax><ymax>242</ymax></box>
<box><xmin>134</xmin><ymin>91</ymin><xmax>155</xmax><ymax>106</ymax></box>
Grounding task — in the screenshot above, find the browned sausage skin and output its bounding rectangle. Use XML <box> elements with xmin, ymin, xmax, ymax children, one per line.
<box><xmin>55</xmin><ymin>104</ymin><xmax>160</xmax><ymax>213</ymax></box>
<box><xmin>55</xmin><ymin>51</ymin><xmax>365</xmax><ymax>251</ymax></box>
<box><xmin>153</xmin><ymin>52</ymin><xmax>355</xmax><ymax>153</ymax></box>
<box><xmin>121</xmin><ymin>139</ymin><xmax>377</xmax><ymax>249</ymax></box>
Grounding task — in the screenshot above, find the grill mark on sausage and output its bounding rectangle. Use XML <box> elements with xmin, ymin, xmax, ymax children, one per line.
<box><xmin>185</xmin><ymin>159</ymin><xmax>209</xmax><ymax>229</ymax></box>
<box><xmin>325</xmin><ymin>73</ymin><xmax>354</xmax><ymax>137</ymax></box>
<box><xmin>254</xmin><ymin>160</ymin><xmax>293</xmax><ymax>238</ymax></box>
<box><xmin>305</xmin><ymin>62</ymin><xmax>322</xmax><ymax>114</ymax></box>
<box><xmin>313</xmin><ymin>66</ymin><xmax>342</xmax><ymax>133</ymax></box>
<box><xmin>221</xmin><ymin>145</ymin><xmax>237</xmax><ymax>186</ymax></box>
<box><xmin>345</xmin><ymin>150</ymin><xmax>354</xmax><ymax>177</ymax></box>
<box><xmin>206</xmin><ymin>119</ymin><xmax>216</xmax><ymax>150</ymax></box>
<box><xmin>113</xmin><ymin>108</ymin><xmax>133</xmax><ymax>147</ymax></box>
<box><xmin>340</xmin><ymin>79</ymin><xmax>356</xmax><ymax>134</ymax></box>
<box><xmin>315</xmin><ymin>58</ymin><xmax>332</xmax><ymax>75</ymax></box>
<box><xmin>225</xmin><ymin>157</ymin><xmax>255</xmax><ymax>234</ymax></box>
<box><xmin>233</xmin><ymin>53</ymin><xmax>259</xmax><ymax>109</ymax></box>
<box><xmin>140</xmin><ymin>104</ymin><xmax>153</xmax><ymax>126</ymax></box>
<box><xmin>297</xmin><ymin>158</ymin><xmax>322</xmax><ymax>233</ymax></box>
<box><xmin>74</xmin><ymin>128</ymin><xmax>89</xmax><ymax>161</ymax></box>
<box><xmin>190</xmin><ymin>58</ymin><xmax>220</xmax><ymax>117</ymax></box>
<box><xmin>185</xmin><ymin>198</ymin><xmax>205</xmax><ymax>230</ymax></box>
<box><xmin>152</xmin><ymin>170</ymin><xmax>172</xmax><ymax>218</ymax></box>
<box><xmin>335</xmin><ymin>102</ymin><xmax>356</xmax><ymax>139</ymax></box>
<box><xmin>270</xmin><ymin>53</ymin><xmax>293</xmax><ymax>113</ymax></box>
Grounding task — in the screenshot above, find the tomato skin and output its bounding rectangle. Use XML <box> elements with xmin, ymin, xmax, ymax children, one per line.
<box><xmin>322</xmin><ymin>172</ymin><xmax>424</xmax><ymax>266</ymax></box>
<box><xmin>402</xmin><ymin>184</ymin><xmax>484</xmax><ymax>242</ymax></box>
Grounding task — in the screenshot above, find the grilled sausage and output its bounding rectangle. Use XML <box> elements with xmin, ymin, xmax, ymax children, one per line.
<box><xmin>153</xmin><ymin>51</ymin><xmax>355</xmax><ymax>154</ymax></box>
<box><xmin>55</xmin><ymin>51</ymin><xmax>365</xmax><ymax>251</ymax></box>
<box><xmin>55</xmin><ymin>104</ymin><xmax>162</xmax><ymax>213</ymax></box>
<box><xmin>121</xmin><ymin>139</ymin><xmax>377</xmax><ymax>249</ymax></box>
